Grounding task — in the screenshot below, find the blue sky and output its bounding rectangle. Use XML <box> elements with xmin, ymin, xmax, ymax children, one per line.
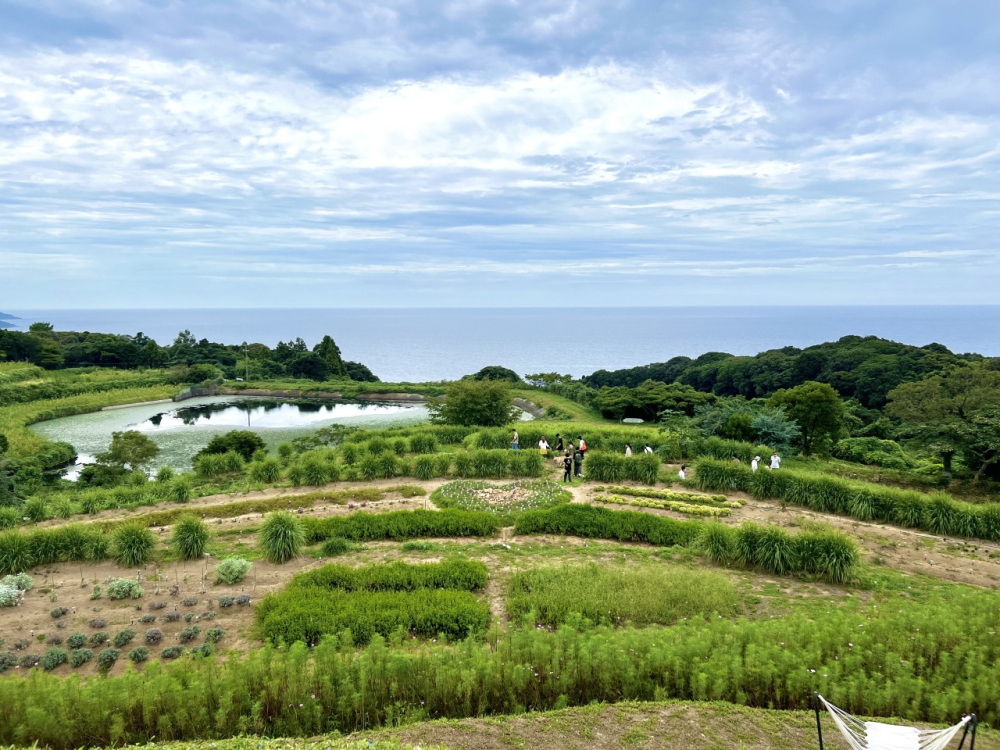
<box><xmin>1</xmin><ymin>0</ymin><xmax>998</xmax><ymax>308</ymax></box>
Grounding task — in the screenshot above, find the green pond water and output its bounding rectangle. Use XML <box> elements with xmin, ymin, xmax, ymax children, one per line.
<box><xmin>29</xmin><ymin>396</ymin><xmax>430</xmax><ymax>477</ymax></box>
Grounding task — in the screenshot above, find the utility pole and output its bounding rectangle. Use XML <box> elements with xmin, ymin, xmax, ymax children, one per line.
<box><xmin>242</xmin><ymin>341</ymin><xmax>249</xmax><ymax>381</ymax></box>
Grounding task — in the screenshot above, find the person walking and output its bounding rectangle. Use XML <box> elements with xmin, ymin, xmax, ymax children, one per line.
<box><xmin>578</xmin><ymin>436</ymin><xmax>587</xmax><ymax>458</ymax></box>
<box><xmin>751</xmin><ymin>455</ymin><xmax>760</xmax><ymax>473</ymax></box>
<box><xmin>625</xmin><ymin>443</ymin><xmax>633</xmax><ymax>457</ymax></box>
<box><xmin>511</xmin><ymin>429</ymin><xmax>519</xmax><ymax>451</ymax></box>
<box><xmin>538</xmin><ymin>437</ymin><xmax>549</xmax><ymax>456</ymax></box>
<box><xmin>770</xmin><ymin>453</ymin><xmax>781</xmax><ymax>470</ymax></box>
<box><xmin>562</xmin><ymin>452</ymin><xmax>573</xmax><ymax>483</ymax></box>
<box><xmin>574</xmin><ymin>448</ymin><xmax>584</xmax><ymax>477</ymax></box>
<box><xmin>643</xmin><ymin>443</ymin><xmax>654</xmax><ymax>454</ymax></box>
<box><xmin>678</xmin><ymin>464</ymin><xmax>687</xmax><ymax>481</ymax></box>
<box><xmin>555</xmin><ymin>434</ymin><xmax>564</xmax><ymax>451</ymax></box>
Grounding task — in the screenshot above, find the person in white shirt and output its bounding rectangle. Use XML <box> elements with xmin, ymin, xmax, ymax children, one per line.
<box><xmin>751</xmin><ymin>455</ymin><xmax>760</xmax><ymax>472</ymax></box>
<box><xmin>770</xmin><ymin>453</ymin><xmax>781</xmax><ymax>470</ymax></box>
<box><xmin>538</xmin><ymin>437</ymin><xmax>549</xmax><ymax>456</ymax></box>
<box><xmin>625</xmin><ymin>443</ymin><xmax>632</xmax><ymax>457</ymax></box>
<box><xmin>678</xmin><ymin>464</ymin><xmax>687</xmax><ymax>481</ymax></box>
<box><xmin>643</xmin><ymin>443</ymin><xmax>654</xmax><ymax>454</ymax></box>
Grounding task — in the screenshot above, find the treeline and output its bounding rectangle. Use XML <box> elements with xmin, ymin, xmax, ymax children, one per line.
<box><xmin>581</xmin><ymin>336</ymin><xmax>991</xmax><ymax>408</ymax></box>
<box><xmin>0</xmin><ymin>326</ymin><xmax>378</xmax><ymax>382</ymax></box>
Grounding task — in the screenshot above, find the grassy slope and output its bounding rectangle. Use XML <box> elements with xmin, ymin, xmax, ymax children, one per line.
<box><xmin>511</xmin><ymin>388</ymin><xmax>604</xmax><ymax>423</ymax></box>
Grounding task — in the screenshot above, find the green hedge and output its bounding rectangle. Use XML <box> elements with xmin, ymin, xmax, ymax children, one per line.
<box><xmin>289</xmin><ymin>559</ymin><xmax>488</xmax><ymax>593</ymax></box>
<box><xmin>514</xmin><ymin>504</ymin><xmax>699</xmax><ymax>547</ymax></box>
<box><xmin>582</xmin><ymin>452</ymin><xmax>660</xmax><ymax>485</ymax></box>
<box><xmin>694</xmin><ymin>459</ymin><xmax>1000</xmax><ymax>541</ymax></box>
<box><xmin>300</xmin><ymin>509</ymin><xmax>501</xmax><ymax>543</ymax></box>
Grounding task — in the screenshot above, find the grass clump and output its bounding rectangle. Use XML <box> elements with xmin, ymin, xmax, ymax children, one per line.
<box><xmin>507</xmin><ymin>563</ymin><xmax>740</xmax><ymax>627</ymax></box>
<box><xmin>320</xmin><ymin>537</ymin><xmax>353</xmax><ymax>556</ymax></box>
<box><xmin>111</xmin><ymin>524</ymin><xmax>156</xmax><ymax>568</ymax></box>
<box><xmin>514</xmin><ymin>504</ymin><xmax>699</xmax><ymax>547</ymax></box>
<box><xmin>171</xmin><ymin>516</ymin><xmax>211</xmax><ymax>560</ymax></box>
<box><xmin>259</xmin><ymin>512</ymin><xmax>305</xmax><ymax>564</ymax></box>
<box><xmin>301</xmin><ymin>509</ymin><xmax>501</xmax><ymax>544</ymax></box>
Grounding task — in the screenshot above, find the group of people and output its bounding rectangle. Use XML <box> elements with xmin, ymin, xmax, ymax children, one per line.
<box><xmin>512</xmin><ymin>430</ymin><xmax>586</xmax><ymax>482</ymax></box>
<box><xmin>740</xmin><ymin>453</ymin><xmax>781</xmax><ymax>472</ymax></box>
<box><xmin>510</xmin><ymin>427</ymin><xmax>783</xmax><ymax>485</ymax></box>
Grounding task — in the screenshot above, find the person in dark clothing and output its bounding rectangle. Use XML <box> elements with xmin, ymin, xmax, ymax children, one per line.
<box><xmin>573</xmin><ymin>448</ymin><xmax>583</xmax><ymax>477</ymax></box>
<box><xmin>562</xmin><ymin>452</ymin><xmax>573</xmax><ymax>483</ymax></box>
<box><xmin>555</xmin><ymin>434</ymin><xmax>564</xmax><ymax>451</ymax></box>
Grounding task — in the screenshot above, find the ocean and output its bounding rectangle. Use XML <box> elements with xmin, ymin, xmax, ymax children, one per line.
<box><xmin>4</xmin><ymin>307</ymin><xmax>999</xmax><ymax>382</ymax></box>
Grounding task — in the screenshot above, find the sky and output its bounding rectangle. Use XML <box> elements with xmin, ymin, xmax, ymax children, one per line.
<box><xmin>1</xmin><ymin>0</ymin><xmax>999</xmax><ymax>308</ymax></box>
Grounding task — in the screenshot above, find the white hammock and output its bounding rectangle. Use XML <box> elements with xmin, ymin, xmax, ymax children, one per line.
<box><xmin>816</xmin><ymin>695</ymin><xmax>973</xmax><ymax>750</ymax></box>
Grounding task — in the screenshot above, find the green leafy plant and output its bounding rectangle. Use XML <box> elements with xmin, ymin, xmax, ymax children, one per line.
<box><xmin>215</xmin><ymin>556</ymin><xmax>251</xmax><ymax>584</ymax></box>
<box><xmin>106</xmin><ymin>578</ymin><xmax>144</xmax><ymax>600</ymax></box>
<box><xmin>111</xmin><ymin>524</ymin><xmax>156</xmax><ymax>568</ymax></box>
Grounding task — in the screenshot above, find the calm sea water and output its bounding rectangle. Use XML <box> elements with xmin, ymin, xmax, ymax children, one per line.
<box><xmin>6</xmin><ymin>307</ymin><xmax>1000</xmax><ymax>382</ymax></box>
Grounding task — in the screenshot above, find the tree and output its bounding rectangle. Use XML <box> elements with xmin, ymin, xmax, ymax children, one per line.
<box><xmin>470</xmin><ymin>366</ymin><xmax>521</xmax><ymax>383</ymax></box>
<box><xmin>344</xmin><ymin>361</ymin><xmax>379</xmax><ymax>382</ymax></box>
<box><xmin>170</xmin><ymin>330</ymin><xmax>197</xmax><ymax>365</ymax></box>
<box><xmin>197</xmin><ymin>431</ymin><xmax>267</xmax><ymax>462</ymax></box>
<box><xmin>97</xmin><ymin>431</ymin><xmax>160</xmax><ymax>472</ymax></box>
<box><xmin>313</xmin><ymin>336</ymin><xmax>348</xmax><ymax>378</ymax></box>
<box><xmin>288</xmin><ymin>352</ymin><xmax>330</xmax><ymax>381</ymax></box>
<box><xmin>957</xmin><ymin>407</ymin><xmax>1000</xmax><ymax>482</ymax></box>
<box><xmin>887</xmin><ymin>365</ymin><xmax>1000</xmax><ymax>474</ymax></box>
<box><xmin>767</xmin><ymin>381</ymin><xmax>845</xmax><ymax>454</ymax></box>
<box><xmin>427</xmin><ymin>380</ymin><xmax>521</xmax><ymax>427</ymax></box>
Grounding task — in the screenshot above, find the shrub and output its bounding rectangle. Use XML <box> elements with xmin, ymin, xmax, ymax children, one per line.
<box><xmin>320</xmin><ymin>537</ymin><xmax>352</xmax><ymax>556</ymax></box>
<box><xmin>19</xmin><ymin>654</ymin><xmax>39</xmax><ymax>668</ymax></box>
<box><xmin>413</xmin><ymin>454</ymin><xmax>438</xmax><ymax>480</ymax></box>
<box><xmin>218</xmin><ymin>595</ymin><xmax>235</xmax><ymax>608</ymax></box>
<box><xmin>128</xmin><ymin>646</ymin><xmax>149</xmax><ymax>663</ymax></box>
<box><xmin>171</xmin><ymin>516</ymin><xmax>211</xmax><ymax>560</ymax></box>
<box><xmin>160</xmin><ymin>645</ymin><xmax>183</xmax><ymax>659</ymax></box>
<box><xmin>178</xmin><ymin>626</ymin><xmax>201</xmax><ymax>644</ymax></box>
<box><xmin>163</xmin><ymin>611</ymin><xmax>182</xmax><ymax>622</ymax></box>
<box><xmin>201</xmin><ymin>610</ymin><xmax>216</xmax><ymax>621</ymax></box>
<box><xmin>833</xmin><ymin>437</ymin><xmax>913</xmax><ymax>469</ymax></box>
<box><xmin>204</xmin><ymin>627</ymin><xmax>225</xmax><ymax>644</ymax></box>
<box><xmin>50</xmin><ymin>606</ymin><xmax>69</xmax><ymax>619</ymax></box>
<box><xmin>66</xmin><ymin>633</ymin><xmax>87</xmax><ymax>649</ymax></box>
<box><xmin>155</xmin><ymin>465</ymin><xmax>175</xmax><ymax>482</ymax></box>
<box><xmin>192</xmin><ymin>643</ymin><xmax>214</xmax><ymax>658</ymax></box>
<box><xmin>88</xmin><ymin>633</ymin><xmax>109</xmax><ymax>648</ymax></box>
<box><xmin>0</xmin><ymin>651</ymin><xmax>16</xmax><ymax>672</ymax></box>
<box><xmin>215</xmin><ymin>557</ymin><xmax>251</xmax><ymax>584</ymax></box>
<box><xmin>0</xmin><ymin>508</ymin><xmax>20</xmax><ymax>530</ymax></box>
<box><xmin>113</xmin><ymin>630</ymin><xmax>136</xmax><ymax>648</ymax></box>
<box><xmin>236</xmin><ymin>594</ymin><xmax>251</xmax><ymax>606</ymax></box>
<box><xmin>107</xmin><ymin>578</ymin><xmax>144</xmax><ymax>600</ymax></box>
<box><xmin>0</xmin><ymin>585</ymin><xmax>22</xmax><ymax>607</ymax></box>
<box><xmin>69</xmin><ymin>648</ymin><xmax>93</xmax><ymax>667</ymax></box>
<box><xmin>111</xmin><ymin>524</ymin><xmax>156</xmax><ymax>568</ymax></box>
<box><xmin>0</xmin><ymin>572</ymin><xmax>33</xmax><ymax>591</ymax></box>
<box><xmin>41</xmin><ymin>647</ymin><xmax>68</xmax><ymax>671</ymax></box>
<box><xmin>259</xmin><ymin>512</ymin><xmax>304</xmax><ymax>563</ymax></box>
<box><xmin>167</xmin><ymin>477</ymin><xmax>192</xmax><ymax>503</ymax></box>
<box><xmin>96</xmin><ymin>648</ymin><xmax>119</xmax><ymax>671</ymax></box>
<box><xmin>584</xmin><ymin>452</ymin><xmax>660</xmax><ymax>485</ymax></box>
<box><xmin>182</xmin><ymin>597</ymin><xmax>199</xmax><ymax>607</ymax></box>
<box><xmin>139</xmin><ymin>614</ymin><xmax>156</xmax><ymax>623</ymax></box>
<box><xmin>46</xmin><ymin>634</ymin><xmax>64</xmax><ymax>646</ymax></box>
<box><xmin>88</xmin><ymin>618</ymin><xmax>107</xmax><ymax>629</ymax></box>
<box><xmin>145</xmin><ymin>628</ymin><xmax>163</xmax><ymax>645</ymax></box>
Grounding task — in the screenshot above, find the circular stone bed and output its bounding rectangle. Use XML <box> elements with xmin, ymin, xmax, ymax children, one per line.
<box><xmin>430</xmin><ymin>480</ymin><xmax>570</xmax><ymax>520</ymax></box>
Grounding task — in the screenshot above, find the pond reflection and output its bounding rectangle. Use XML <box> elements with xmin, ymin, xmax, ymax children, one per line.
<box><xmin>136</xmin><ymin>400</ymin><xmax>418</xmax><ymax>430</ymax></box>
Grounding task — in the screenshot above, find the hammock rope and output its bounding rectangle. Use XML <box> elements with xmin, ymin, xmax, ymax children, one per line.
<box><xmin>815</xmin><ymin>695</ymin><xmax>973</xmax><ymax>750</ymax></box>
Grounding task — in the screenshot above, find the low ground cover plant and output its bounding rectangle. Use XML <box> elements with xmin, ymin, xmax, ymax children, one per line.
<box><xmin>515</xmin><ymin>504</ymin><xmax>699</xmax><ymax>547</ymax></box>
<box><xmin>507</xmin><ymin>563</ymin><xmax>740</xmax><ymax>627</ymax></box>
<box><xmin>106</xmin><ymin>579</ymin><xmax>144</xmax><ymax>600</ymax></box>
<box><xmin>430</xmin><ymin>480</ymin><xmax>570</xmax><ymax>523</ymax></box>
<box><xmin>596</xmin><ymin>486</ymin><xmax>736</xmax><ymax>507</ymax></box>
<box><xmin>694</xmin><ymin>458</ymin><xmax>1000</xmax><ymax>541</ymax></box>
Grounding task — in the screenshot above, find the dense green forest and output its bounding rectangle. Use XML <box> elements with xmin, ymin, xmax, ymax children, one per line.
<box><xmin>0</xmin><ymin>325</ymin><xmax>378</xmax><ymax>383</ymax></box>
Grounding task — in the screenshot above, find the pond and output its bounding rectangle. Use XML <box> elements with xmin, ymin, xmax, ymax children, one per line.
<box><xmin>30</xmin><ymin>396</ymin><xmax>430</xmax><ymax>478</ymax></box>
